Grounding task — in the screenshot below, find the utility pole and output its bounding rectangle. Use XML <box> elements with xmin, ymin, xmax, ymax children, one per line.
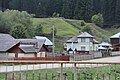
<box><xmin>52</xmin><ymin>25</ymin><xmax>55</xmax><ymax>57</ymax></box>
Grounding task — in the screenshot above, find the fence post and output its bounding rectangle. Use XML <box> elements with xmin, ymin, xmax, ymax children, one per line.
<box><xmin>74</xmin><ymin>63</ymin><xmax>77</xmax><ymax>80</ymax></box>
<box><xmin>60</xmin><ymin>63</ymin><xmax>63</xmax><ymax>80</ymax></box>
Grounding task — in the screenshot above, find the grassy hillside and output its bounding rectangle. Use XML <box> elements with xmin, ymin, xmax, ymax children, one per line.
<box><xmin>32</xmin><ymin>18</ymin><xmax>79</xmax><ymax>51</ymax></box>
<box><xmin>32</xmin><ymin>18</ymin><xmax>79</xmax><ymax>37</ymax></box>
<box><xmin>65</xmin><ymin>19</ymin><xmax>112</xmax><ymax>41</ymax></box>
<box><xmin>32</xmin><ymin>18</ymin><xmax>120</xmax><ymax>51</ymax></box>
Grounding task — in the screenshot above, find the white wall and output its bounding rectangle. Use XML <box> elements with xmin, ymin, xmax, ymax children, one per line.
<box><xmin>37</xmin><ymin>52</ymin><xmax>46</xmax><ymax>57</ymax></box>
<box><xmin>8</xmin><ymin>53</ymin><xmax>15</xmax><ymax>58</ymax></box>
<box><xmin>78</xmin><ymin>38</ymin><xmax>91</xmax><ymax>43</ymax></box>
<box><xmin>0</xmin><ymin>53</ymin><xmax>10</xmax><ymax>59</ymax></box>
<box><xmin>66</xmin><ymin>38</ymin><xmax>98</xmax><ymax>52</ymax></box>
<box><xmin>18</xmin><ymin>53</ymin><xmax>25</xmax><ymax>57</ymax></box>
<box><xmin>93</xmin><ymin>44</ymin><xmax>99</xmax><ymax>51</ymax></box>
<box><xmin>66</xmin><ymin>43</ymin><xmax>77</xmax><ymax>51</ymax></box>
<box><xmin>24</xmin><ymin>53</ymin><xmax>35</xmax><ymax>57</ymax></box>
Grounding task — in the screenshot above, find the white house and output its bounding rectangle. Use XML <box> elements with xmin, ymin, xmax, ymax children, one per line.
<box><xmin>98</xmin><ymin>42</ymin><xmax>113</xmax><ymax>56</ymax></box>
<box><xmin>35</xmin><ymin>36</ymin><xmax>53</xmax><ymax>46</ymax></box>
<box><xmin>65</xmin><ymin>32</ymin><xmax>99</xmax><ymax>54</ymax></box>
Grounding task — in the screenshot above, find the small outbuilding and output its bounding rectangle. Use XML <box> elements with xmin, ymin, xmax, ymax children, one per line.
<box><xmin>110</xmin><ymin>32</ymin><xmax>120</xmax><ymax>51</ymax></box>
<box><xmin>98</xmin><ymin>42</ymin><xmax>113</xmax><ymax>57</ymax></box>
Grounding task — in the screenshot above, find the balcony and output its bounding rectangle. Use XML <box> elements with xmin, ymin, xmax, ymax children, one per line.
<box><xmin>0</xmin><ymin>61</ymin><xmax>120</xmax><ymax>80</ymax></box>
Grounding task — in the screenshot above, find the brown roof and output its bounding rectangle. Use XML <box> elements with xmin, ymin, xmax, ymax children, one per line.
<box><xmin>0</xmin><ymin>33</ymin><xmax>14</xmax><ymax>40</ymax></box>
<box><xmin>66</xmin><ymin>36</ymin><xmax>78</xmax><ymax>43</ymax></box>
<box><xmin>0</xmin><ymin>39</ymin><xmax>19</xmax><ymax>52</ymax></box>
<box><xmin>66</xmin><ymin>32</ymin><xmax>97</xmax><ymax>43</ymax></box>
<box><xmin>18</xmin><ymin>39</ymin><xmax>46</xmax><ymax>53</ymax></box>
<box><xmin>77</xmin><ymin>32</ymin><xmax>94</xmax><ymax>38</ymax></box>
<box><xmin>0</xmin><ymin>33</ymin><xmax>19</xmax><ymax>52</ymax></box>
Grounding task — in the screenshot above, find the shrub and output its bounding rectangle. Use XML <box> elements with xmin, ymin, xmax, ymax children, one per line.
<box><xmin>80</xmin><ymin>20</ymin><xmax>86</xmax><ymax>26</ymax></box>
<box><xmin>91</xmin><ymin>13</ymin><xmax>104</xmax><ymax>27</ymax></box>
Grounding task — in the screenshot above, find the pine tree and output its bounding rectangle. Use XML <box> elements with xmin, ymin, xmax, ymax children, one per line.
<box><xmin>61</xmin><ymin>0</ymin><xmax>76</xmax><ymax>18</ymax></box>
<box><xmin>115</xmin><ymin>0</ymin><xmax>120</xmax><ymax>23</ymax></box>
<box><xmin>74</xmin><ymin>0</ymin><xmax>93</xmax><ymax>21</ymax></box>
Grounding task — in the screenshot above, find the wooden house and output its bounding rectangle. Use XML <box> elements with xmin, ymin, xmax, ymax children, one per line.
<box><xmin>110</xmin><ymin>32</ymin><xmax>120</xmax><ymax>51</ymax></box>
<box><xmin>0</xmin><ymin>33</ymin><xmax>50</xmax><ymax>59</ymax></box>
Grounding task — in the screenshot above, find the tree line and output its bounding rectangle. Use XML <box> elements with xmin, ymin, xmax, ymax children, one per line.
<box><xmin>0</xmin><ymin>0</ymin><xmax>120</xmax><ymax>27</ymax></box>
<box><xmin>0</xmin><ymin>10</ymin><xmax>47</xmax><ymax>38</ymax></box>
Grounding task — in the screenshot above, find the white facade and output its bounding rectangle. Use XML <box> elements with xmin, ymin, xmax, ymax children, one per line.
<box><xmin>37</xmin><ymin>52</ymin><xmax>46</xmax><ymax>57</ymax></box>
<box><xmin>66</xmin><ymin>38</ymin><xmax>98</xmax><ymax>51</ymax></box>
<box><xmin>0</xmin><ymin>52</ymin><xmax>47</xmax><ymax>59</ymax></box>
<box><xmin>66</xmin><ymin>32</ymin><xmax>99</xmax><ymax>52</ymax></box>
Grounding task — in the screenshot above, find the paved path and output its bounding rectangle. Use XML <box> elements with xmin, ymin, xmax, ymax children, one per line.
<box><xmin>0</xmin><ymin>56</ymin><xmax>120</xmax><ymax>73</ymax></box>
<box><xmin>83</xmin><ymin>56</ymin><xmax>120</xmax><ymax>62</ymax></box>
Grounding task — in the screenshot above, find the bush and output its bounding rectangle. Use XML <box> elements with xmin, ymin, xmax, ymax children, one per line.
<box><xmin>91</xmin><ymin>13</ymin><xmax>104</xmax><ymax>27</ymax></box>
<box><xmin>82</xmin><ymin>25</ymin><xmax>92</xmax><ymax>34</ymax></box>
<box><xmin>52</xmin><ymin>12</ymin><xmax>60</xmax><ymax>17</ymax></box>
<box><xmin>35</xmin><ymin>24</ymin><xmax>43</xmax><ymax>35</ymax></box>
<box><xmin>80</xmin><ymin>20</ymin><xmax>86</xmax><ymax>26</ymax></box>
<box><xmin>0</xmin><ymin>9</ymin><xmax>33</xmax><ymax>38</ymax></box>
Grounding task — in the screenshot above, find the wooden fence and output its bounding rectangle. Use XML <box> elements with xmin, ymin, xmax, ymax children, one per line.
<box><xmin>12</xmin><ymin>56</ymin><xmax>70</xmax><ymax>61</ymax></box>
<box><xmin>0</xmin><ymin>61</ymin><xmax>120</xmax><ymax>80</ymax></box>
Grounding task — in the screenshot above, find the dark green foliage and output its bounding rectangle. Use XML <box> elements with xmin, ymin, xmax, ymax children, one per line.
<box><xmin>91</xmin><ymin>13</ymin><xmax>104</xmax><ymax>27</ymax></box>
<box><xmin>82</xmin><ymin>25</ymin><xmax>92</xmax><ymax>34</ymax></box>
<box><xmin>35</xmin><ymin>24</ymin><xmax>43</xmax><ymax>36</ymax></box>
<box><xmin>0</xmin><ymin>10</ymin><xmax>33</xmax><ymax>38</ymax></box>
<box><xmin>61</xmin><ymin>0</ymin><xmax>76</xmax><ymax>19</ymax></box>
<box><xmin>0</xmin><ymin>11</ymin><xmax>11</xmax><ymax>33</ymax></box>
<box><xmin>10</xmin><ymin>24</ymin><xmax>27</xmax><ymax>38</ymax></box>
<box><xmin>52</xmin><ymin>12</ymin><xmax>60</xmax><ymax>17</ymax></box>
<box><xmin>74</xmin><ymin>0</ymin><xmax>93</xmax><ymax>21</ymax></box>
<box><xmin>115</xmin><ymin>0</ymin><xmax>120</xmax><ymax>23</ymax></box>
<box><xmin>80</xmin><ymin>20</ymin><xmax>86</xmax><ymax>26</ymax></box>
<box><xmin>0</xmin><ymin>0</ymin><xmax>120</xmax><ymax>27</ymax></box>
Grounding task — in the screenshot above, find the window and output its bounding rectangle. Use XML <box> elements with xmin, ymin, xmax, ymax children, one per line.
<box><xmin>81</xmin><ymin>46</ymin><xmax>86</xmax><ymax>50</ymax></box>
<box><xmin>81</xmin><ymin>38</ymin><xmax>86</xmax><ymax>42</ymax></box>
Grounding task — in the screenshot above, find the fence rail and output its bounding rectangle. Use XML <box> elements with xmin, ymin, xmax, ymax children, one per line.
<box><xmin>11</xmin><ymin>56</ymin><xmax>70</xmax><ymax>61</ymax></box>
<box><xmin>0</xmin><ymin>60</ymin><xmax>120</xmax><ymax>80</ymax></box>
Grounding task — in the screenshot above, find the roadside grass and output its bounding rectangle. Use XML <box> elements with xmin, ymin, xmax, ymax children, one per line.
<box><xmin>0</xmin><ymin>64</ymin><xmax>119</xmax><ymax>80</ymax></box>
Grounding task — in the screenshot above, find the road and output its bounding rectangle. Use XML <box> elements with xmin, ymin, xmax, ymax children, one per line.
<box><xmin>83</xmin><ymin>56</ymin><xmax>120</xmax><ymax>62</ymax></box>
<box><xmin>0</xmin><ymin>56</ymin><xmax>120</xmax><ymax>73</ymax></box>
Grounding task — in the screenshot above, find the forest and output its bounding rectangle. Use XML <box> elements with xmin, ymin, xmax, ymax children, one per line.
<box><xmin>0</xmin><ymin>0</ymin><xmax>120</xmax><ymax>27</ymax></box>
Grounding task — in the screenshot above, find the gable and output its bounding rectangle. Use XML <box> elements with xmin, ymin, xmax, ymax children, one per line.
<box><xmin>7</xmin><ymin>43</ymin><xmax>24</xmax><ymax>53</ymax></box>
<box><xmin>39</xmin><ymin>44</ymin><xmax>49</xmax><ymax>52</ymax></box>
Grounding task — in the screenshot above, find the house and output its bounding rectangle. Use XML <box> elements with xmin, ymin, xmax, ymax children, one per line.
<box><xmin>98</xmin><ymin>42</ymin><xmax>113</xmax><ymax>56</ymax></box>
<box><xmin>35</xmin><ymin>36</ymin><xmax>53</xmax><ymax>46</ymax></box>
<box><xmin>110</xmin><ymin>32</ymin><xmax>120</xmax><ymax>51</ymax></box>
<box><xmin>0</xmin><ymin>33</ymin><xmax>20</xmax><ymax>59</ymax></box>
<box><xmin>0</xmin><ymin>33</ymin><xmax>51</xmax><ymax>59</ymax></box>
<box><xmin>17</xmin><ymin>39</ymin><xmax>50</xmax><ymax>57</ymax></box>
<box><xmin>35</xmin><ymin>36</ymin><xmax>53</xmax><ymax>52</ymax></box>
<box><xmin>65</xmin><ymin>32</ymin><xmax>99</xmax><ymax>54</ymax></box>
